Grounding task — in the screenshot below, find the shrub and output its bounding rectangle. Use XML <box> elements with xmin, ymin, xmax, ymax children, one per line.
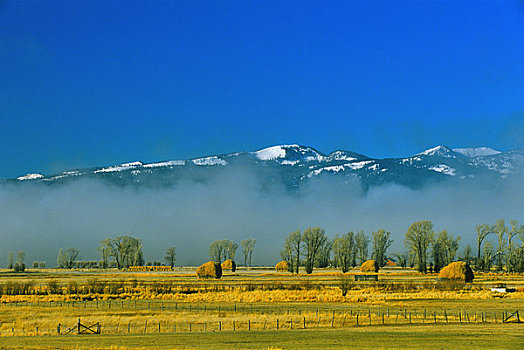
<box><xmin>339</xmin><ymin>275</ymin><xmax>355</xmax><ymax>296</ymax></box>
<box><xmin>221</xmin><ymin>259</ymin><xmax>236</xmax><ymax>272</ymax></box>
<box><xmin>275</xmin><ymin>261</ymin><xmax>289</xmax><ymax>272</ymax></box>
<box><xmin>86</xmin><ymin>278</ymin><xmax>106</xmax><ymax>294</ymax></box>
<box><xmin>360</xmin><ymin>259</ymin><xmax>379</xmax><ymax>273</ymax></box>
<box><xmin>66</xmin><ymin>281</ymin><xmax>79</xmax><ymax>294</ymax></box>
<box><xmin>438</xmin><ymin>261</ymin><xmax>474</xmax><ymax>282</ymax></box>
<box><xmin>47</xmin><ymin>280</ymin><xmax>61</xmax><ymax>294</ymax></box>
<box><xmin>13</xmin><ymin>262</ymin><xmax>25</xmax><ymax>272</ymax></box>
<box><xmin>196</xmin><ymin>261</ymin><xmax>222</xmax><ymax>279</ymax></box>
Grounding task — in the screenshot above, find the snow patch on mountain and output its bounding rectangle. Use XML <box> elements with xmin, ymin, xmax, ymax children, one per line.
<box><xmin>143</xmin><ymin>160</ymin><xmax>185</xmax><ymax>168</ymax></box>
<box><xmin>95</xmin><ymin>161</ymin><xmax>143</xmax><ymax>173</ymax></box>
<box><xmin>192</xmin><ymin>156</ymin><xmax>227</xmax><ymax>166</ymax></box>
<box><xmin>307</xmin><ymin>160</ymin><xmax>374</xmax><ymax>178</ymax></box>
<box><xmin>346</xmin><ymin>160</ymin><xmax>373</xmax><ymax>170</ymax></box>
<box><xmin>418</xmin><ymin>145</ymin><xmax>457</xmax><ymax>158</ymax></box>
<box><xmin>17</xmin><ymin>173</ymin><xmax>44</xmax><ymax>181</ymax></box>
<box><xmin>254</xmin><ymin>146</ymin><xmax>288</xmax><ymax>160</ymax></box>
<box><xmin>452</xmin><ymin>147</ymin><xmax>501</xmax><ymax>157</ymax></box>
<box><xmin>325</xmin><ymin>150</ymin><xmax>366</xmax><ymax>162</ymax></box>
<box><xmin>429</xmin><ymin>164</ymin><xmax>456</xmax><ymax>176</ymax></box>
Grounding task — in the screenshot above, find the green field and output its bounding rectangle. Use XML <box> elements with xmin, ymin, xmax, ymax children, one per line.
<box><xmin>3</xmin><ymin>324</ymin><xmax>524</xmax><ymax>350</ymax></box>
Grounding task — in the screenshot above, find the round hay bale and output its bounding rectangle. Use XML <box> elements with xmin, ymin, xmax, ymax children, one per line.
<box><xmin>221</xmin><ymin>259</ymin><xmax>236</xmax><ymax>272</ymax></box>
<box><xmin>360</xmin><ymin>260</ymin><xmax>379</xmax><ymax>273</ymax></box>
<box><xmin>196</xmin><ymin>261</ymin><xmax>222</xmax><ymax>279</ymax></box>
<box><xmin>275</xmin><ymin>260</ymin><xmax>289</xmax><ymax>272</ymax></box>
<box><xmin>438</xmin><ymin>261</ymin><xmax>474</xmax><ymax>282</ymax></box>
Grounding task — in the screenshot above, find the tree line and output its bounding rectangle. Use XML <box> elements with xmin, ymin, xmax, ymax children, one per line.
<box><xmin>4</xmin><ymin>218</ymin><xmax>524</xmax><ymax>273</ymax></box>
<box><xmin>208</xmin><ymin>238</ymin><xmax>257</xmax><ymax>267</ymax></box>
<box><xmin>279</xmin><ymin>218</ymin><xmax>524</xmax><ymax>274</ymax></box>
<box><xmin>280</xmin><ymin>227</ymin><xmax>392</xmax><ymax>274</ymax></box>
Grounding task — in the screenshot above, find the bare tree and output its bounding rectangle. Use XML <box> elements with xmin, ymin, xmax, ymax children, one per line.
<box><xmin>209</xmin><ymin>239</ymin><xmax>237</xmax><ymax>263</ymax></box>
<box><xmin>405</xmin><ymin>220</ymin><xmax>434</xmax><ymax>273</ymax></box>
<box><xmin>372</xmin><ymin>229</ymin><xmax>392</xmax><ymax>267</ymax></box>
<box><xmin>475</xmin><ymin>224</ymin><xmax>491</xmax><ymax>267</ymax></box>
<box><xmin>223</xmin><ymin>240</ymin><xmax>238</xmax><ymax>260</ymax></box>
<box><xmin>281</xmin><ymin>230</ymin><xmax>302</xmax><ymax>274</ymax></box>
<box><xmin>303</xmin><ymin>227</ymin><xmax>327</xmax><ymax>274</ymax></box>
<box><xmin>492</xmin><ymin>219</ymin><xmax>508</xmax><ymax>271</ymax></box>
<box><xmin>7</xmin><ymin>251</ymin><xmax>14</xmax><ymax>269</ymax></box>
<box><xmin>241</xmin><ymin>238</ymin><xmax>256</xmax><ymax>267</ymax></box>
<box><xmin>103</xmin><ymin>236</ymin><xmax>144</xmax><ymax>269</ymax></box>
<box><xmin>63</xmin><ymin>248</ymin><xmax>80</xmax><ymax>268</ymax></box>
<box><xmin>316</xmin><ymin>238</ymin><xmax>332</xmax><ymax>268</ymax></box>
<box><xmin>355</xmin><ymin>231</ymin><xmax>369</xmax><ymax>265</ymax></box>
<box><xmin>14</xmin><ymin>250</ymin><xmax>26</xmax><ymax>272</ymax></box>
<box><xmin>440</xmin><ymin>230</ymin><xmax>461</xmax><ymax>265</ymax></box>
<box><xmin>164</xmin><ymin>247</ymin><xmax>176</xmax><ymax>268</ymax></box>
<box><xmin>506</xmin><ymin>220</ymin><xmax>524</xmax><ymax>272</ymax></box>
<box><xmin>333</xmin><ymin>232</ymin><xmax>356</xmax><ymax>273</ymax></box>
<box><xmin>98</xmin><ymin>238</ymin><xmax>112</xmax><ymax>268</ymax></box>
<box><xmin>209</xmin><ymin>240</ymin><xmax>226</xmax><ymax>263</ymax></box>
<box><xmin>480</xmin><ymin>241</ymin><xmax>495</xmax><ymax>271</ymax></box>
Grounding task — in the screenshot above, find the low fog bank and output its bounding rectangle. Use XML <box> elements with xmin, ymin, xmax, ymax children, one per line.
<box><xmin>0</xmin><ymin>167</ymin><xmax>523</xmax><ymax>267</ymax></box>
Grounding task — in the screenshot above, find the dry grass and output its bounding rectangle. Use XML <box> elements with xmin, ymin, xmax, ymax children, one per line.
<box><xmin>0</xmin><ymin>267</ymin><xmax>522</xmax><ymax>348</ymax></box>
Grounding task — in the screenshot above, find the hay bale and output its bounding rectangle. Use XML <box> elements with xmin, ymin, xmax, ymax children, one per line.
<box><xmin>196</xmin><ymin>261</ymin><xmax>222</xmax><ymax>279</ymax></box>
<box><xmin>386</xmin><ymin>259</ymin><xmax>396</xmax><ymax>267</ymax></box>
<box><xmin>275</xmin><ymin>260</ymin><xmax>289</xmax><ymax>272</ymax></box>
<box><xmin>360</xmin><ymin>260</ymin><xmax>379</xmax><ymax>273</ymax></box>
<box><xmin>438</xmin><ymin>261</ymin><xmax>474</xmax><ymax>282</ymax></box>
<box><xmin>221</xmin><ymin>259</ymin><xmax>236</xmax><ymax>272</ymax></box>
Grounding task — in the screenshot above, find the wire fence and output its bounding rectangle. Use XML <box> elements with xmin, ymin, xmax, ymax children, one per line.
<box><xmin>1</xmin><ymin>302</ymin><xmax>520</xmax><ymax>336</ymax></box>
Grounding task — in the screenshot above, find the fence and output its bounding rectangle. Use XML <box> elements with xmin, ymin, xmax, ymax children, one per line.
<box><xmin>0</xmin><ymin>301</ymin><xmax>520</xmax><ymax>336</ymax></box>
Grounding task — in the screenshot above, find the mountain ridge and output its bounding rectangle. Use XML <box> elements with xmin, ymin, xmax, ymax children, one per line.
<box><xmin>9</xmin><ymin>144</ymin><xmax>524</xmax><ymax>191</ymax></box>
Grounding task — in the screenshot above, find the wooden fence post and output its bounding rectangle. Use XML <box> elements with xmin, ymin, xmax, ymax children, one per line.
<box><xmin>304</xmin><ymin>317</ymin><xmax>306</xmax><ymax>329</ymax></box>
<box><xmin>144</xmin><ymin>320</ymin><xmax>147</xmax><ymax>333</ymax></box>
<box><xmin>276</xmin><ymin>319</ymin><xmax>279</xmax><ymax>330</ymax></box>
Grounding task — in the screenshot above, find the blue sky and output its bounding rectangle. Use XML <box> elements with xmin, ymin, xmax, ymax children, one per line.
<box><xmin>1</xmin><ymin>0</ymin><xmax>524</xmax><ymax>178</ymax></box>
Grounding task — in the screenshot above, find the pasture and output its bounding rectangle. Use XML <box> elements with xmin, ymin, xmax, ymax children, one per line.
<box><xmin>0</xmin><ymin>267</ymin><xmax>523</xmax><ymax>349</ymax></box>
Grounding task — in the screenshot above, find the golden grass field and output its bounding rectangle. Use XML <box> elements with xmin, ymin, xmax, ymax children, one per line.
<box><xmin>0</xmin><ymin>266</ymin><xmax>523</xmax><ymax>349</ymax></box>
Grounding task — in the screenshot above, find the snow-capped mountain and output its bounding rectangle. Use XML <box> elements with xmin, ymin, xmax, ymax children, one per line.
<box><xmin>9</xmin><ymin>145</ymin><xmax>524</xmax><ymax>190</ymax></box>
